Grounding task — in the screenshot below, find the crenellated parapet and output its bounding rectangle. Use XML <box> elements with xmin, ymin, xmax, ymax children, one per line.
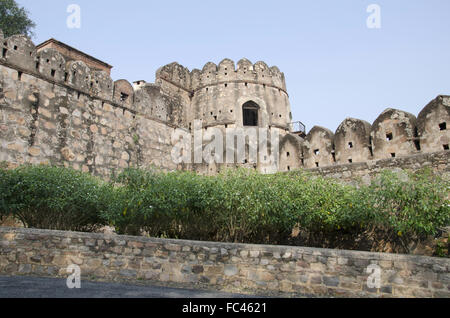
<box><xmin>298</xmin><ymin>97</ymin><xmax>450</xmax><ymax>170</ymax></box>
<box><xmin>417</xmin><ymin>95</ymin><xmax>450</xmax><ymax>153</ymax></box>
<box><xmin>155</xmin><ymin>58</ymin><xmax>288</xmax><ymax>94</ymax></box>
<box><xmin>155</xmin><ymin>62</ymin><xmax>191</xmax><ymax>92</ymax></box>
<box><xmin>334</xmin><ymin>118</ymin><xmax>372</xmax><ymax>164</ymax></box>
<box><xmin>191</xmin><ymin>58</ymin><xmax>287</xmax><ymax>93</ymax></box>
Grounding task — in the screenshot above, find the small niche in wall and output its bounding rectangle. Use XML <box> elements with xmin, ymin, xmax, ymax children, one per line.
<box><xmin>120</xmin><ymin>93</ymin><xmax>129</xmax><ymax>102</ymax></box>
<box><xmin>414</xmin><ymin>128</ymin><xmax>421</xmax><ymax>151</ymax></box>
<box><xmin>17</xmin><ymin>71</ymin><xmax>22</xmax><ymax>81</ymax></box>
<box><xmin>314</xmin><ymin>149</ymin><xmax>320</xmax><ymax>155</ymax></box>
<box><xmin>287</xmin><ymin>166</ymin><xmax>291</xmax><ymax>171</ymax></box>
<box><xmin>315</xmin><ymin>162</ymin><xmax>319</xmax><ymax>167</ymax></box>
<box><xmin>348</xmin><ymin>159</ymin><xmax>353</xmax><ymax>163</ymax></box>
<box><xmin>13</xmin><ymin>45</ymin><xmax>18</xmax><ymax>50</ymax></box>
<box><xmin>286</xmin><ymin>152</ymin><xmax>290</xmax><ymax>157</ymax></box>
<box><xmin>2</xmin><ymin>48</ymin><xmax>7</xmax><ymax>58</ymax></box>
<box><xmin>51</xmin><ymin>69</ymin><xmax>56</xmax><ymax>78</ymax></box>
<box><xmin>348</xmin><ymin>142</ymin><xmax>353</xmax><ymax>149</ymax></box>
<box><xmin>391</xmin><ymin>153</ymin><xmax>396</xmax><ymax>158</ymax></box>
<box><xmin>386</xmin><ymin>132</ymin><xmax>393</xmax><ymax>141</ymax></box>
<box><xmin>64</xmin><ymin>72</ymin><xmax>69</xmax><ymax>82</ymax></box>
<box><xmin>439</xmin><ymin>122</ymin><xmax>447</xmax><ymax>131</ymax></box>
<box><xmin>444</xmin><ymin>144</ymin><xmax>449</xmax><ymax>150</ymax></box>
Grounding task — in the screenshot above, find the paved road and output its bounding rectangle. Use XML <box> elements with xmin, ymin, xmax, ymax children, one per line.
<box><xmin>0</xmin><ymin>275</ymin><xmax>255</xmax><ymax>298</ymax></box>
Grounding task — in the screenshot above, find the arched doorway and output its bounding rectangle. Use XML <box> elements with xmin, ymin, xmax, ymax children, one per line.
<box><xmin>242</xmin><ymin>101</ymin><xmax>259</xmax><ymax>127</ymax></box>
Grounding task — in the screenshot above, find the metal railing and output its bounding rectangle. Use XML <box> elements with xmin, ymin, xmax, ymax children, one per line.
<box><xmin>290</xmin><ymin>121</ymin><xmax>306</xmax><ymax>134</ymax></box>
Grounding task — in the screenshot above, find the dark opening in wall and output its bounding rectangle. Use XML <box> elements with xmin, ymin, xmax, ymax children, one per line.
<box><xmin>439</xmin><ymin>122</ymin><xmax>447</xmax><ymax>131</ymax></box>
<box><xmin>386</xmin><ymin>132</ymin><xmax>393</xmax><ymax>141</ymax></box>
<box><xmin>348</xmin><ymin>142</ymin><xmax>353</xmax><ymax>149</ymax></box>
<box><xmin>225</xmin><ymin>124</ymin><xmax>228</xmax><ymax>129</ymax></box>
<box><xmin>369</xmin><ymin>146</ymin><xmax>374</xmax><ymax>157</ymax></box>
<box><xmin>414</xmin><ymin>139</ymin><xmax>421</xmax><ymax>151</ymax></box>
<box><xmin>13</xmin><ymin>45</ymin><xmax>17</xmax><ymax>50</ymax></box>
<box><xmin>17</xmin><ymin>71</ymin><xmax>22</xmax><ymax>81</ymax></box>
<box><xmin>120</xmin><ymin>93</ymin><xmax>129</xmax><ymax>102</ymax></box>
<box><xmin>214</xmin><ymin>116</ymin><xmax>217</xmax><ymax>121</ymax></box>
<box><xmin>242</xmin><ymin>101</ymin><xmax>259</xmax><ymax>126</ymax></box>
<box><xmin>2</xmin><ymin>48</ymin><xmax>7</xmax><ymax>58</ymax></box>
<box><xmin>314</xmin><ymin>149</ymin><xmax>320</xmax><ymax>155</ymax></box>
<box><xmin>51</xmin><ymin>69</ymin><xmax>56</xmax><ymax>77</ymax></box>
<box><xmin>245</xmin><ymin>82</ymin><xmax>248</xmax><ymax>87</ymax></box>
<box><xmin>225</xmin><ymin>84</ymin><xmax>227</xmax><ymax>88</ymax></box>
<box><xmin>444</xmin><ymin>144</ymin><xmax>449</xmax><ymax>151</ymax></box>
<box><xmin>332</xmin><ymin>152</ymin><xmax>336</xmax><ymax>162</ymax></box>
<box><xmin>348</xmin><ymin>159</ymin><xmax>353</xmax><ymax>163</ymax></box>
<box><xmin>414</xmin><ymin>127</ymin><xmax>421</xmax><ymax>151</ymax></box>
<box><xmin>77</xmin><ymin>92</ymin><xmax>81</xmax><ymax>100</ymax></box>
<box><xmin>287</xmin><ymin>166</ymin><xmax>291</xmax><ymax>171</ymax></box>
<box><xmin>391</xmin><ymin>153</ymin><xmax>396</xmax><ymax>158</ymax></box>
<box><xmin>315</xmin><ymin>162</ymin><xmax>319</xmax><ymax>167</ymax></box>
<box><xmin>287</xmin><ymin>152</ymin><xmax>290</xmax><ymax>157</ymax></box>
<box><xmin>206</xmin><ymin>88</ymin><xmax>208</xmax><ymax>92</ymax></box>
<box><xmin>64</xmin><ymin>72</ymin><xmax>68</xmax><ymax>82</ymax></box>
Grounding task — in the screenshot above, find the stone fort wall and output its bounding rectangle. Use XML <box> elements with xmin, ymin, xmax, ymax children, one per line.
<box><xmin>0</xmin><ymin>227</ymin><xmax>448</xmax><ymax>298</ymax></box>
<box><xmin>0</xmin><ymin>30</ymin><xmax>449</xmax><ymax>177</ymax></box>
<box><xmin>0</xmin><ymin>33</ymin><xmax>181</xmax><ymax>177</ymax></box>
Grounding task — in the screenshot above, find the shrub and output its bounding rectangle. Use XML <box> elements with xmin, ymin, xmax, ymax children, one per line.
<box><xmin>0</xmin><ymin>165</ymin><xmax>110</xmax><ymax>232</ymax></box>
<box><xmin>1</xmin><ymin>164</ymin><xmax>448</xmax><ymax>255</ymax></box>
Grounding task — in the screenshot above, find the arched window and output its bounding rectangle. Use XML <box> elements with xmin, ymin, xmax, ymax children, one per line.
<box><xmin>242</xmin><ymin>101</ymin><xmax>259</xmax><ymax>126</ymax></box>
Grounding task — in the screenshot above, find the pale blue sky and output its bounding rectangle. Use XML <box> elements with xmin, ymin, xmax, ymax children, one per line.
<box><xmin>17</xmin><ymin>0</ymin><xmax>450</xmax><ymax>133</ymax></box>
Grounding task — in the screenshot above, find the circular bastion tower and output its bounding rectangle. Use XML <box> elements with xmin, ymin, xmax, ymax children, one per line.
<box><xmin>155</xmin><ymin>58</ymin><xmax>299</xmax><ymax>175</ymax></box>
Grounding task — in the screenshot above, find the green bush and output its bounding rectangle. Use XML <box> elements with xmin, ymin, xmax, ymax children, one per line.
<box><xmin>0</xmin><ymin>165</ymin><xmax>110</xmax><ymax>232</ymax></box>
<box><xmin>0</xmin><ymin>164</ymin><xmax>448</xmax><ymax>255</ymax></box>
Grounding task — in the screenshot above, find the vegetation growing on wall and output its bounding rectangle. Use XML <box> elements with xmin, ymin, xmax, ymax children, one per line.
<box><xmin>0</xmin><ymin>164</ymin><xmax>448</xmax><ymax>255</ymax></box>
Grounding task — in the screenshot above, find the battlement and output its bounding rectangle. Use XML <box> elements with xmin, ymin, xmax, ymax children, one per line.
<box><xmin>1</xmin><ymin>29</ymin><xmax>448</xmax><ymax>178</ymax></box>
<box><xmin>291</xmin><ymin>96</ymin><xmax>450</xmax><ymax>170</ymax></box>
<box><xmin>155</xmin><ymin>58</ymin><xmax>287</xmax><ymax>94</ymax></box>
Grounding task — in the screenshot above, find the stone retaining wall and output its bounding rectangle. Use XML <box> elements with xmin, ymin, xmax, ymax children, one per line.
<box><xmin>0</xmin><ymin>227</ymin><xmax>448</xmax><ymax>298</ymax></box>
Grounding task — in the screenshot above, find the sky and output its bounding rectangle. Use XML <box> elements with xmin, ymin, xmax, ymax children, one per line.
<box><xmin>16</xmin><ymin>0</ymin><xmax>450</xmax><ymax>133</ymax></box>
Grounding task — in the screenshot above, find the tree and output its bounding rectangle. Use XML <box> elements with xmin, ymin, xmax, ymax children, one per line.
<box><xmin>0</xmin><ymin>0</ymin><xmax>35</xmax><ymax>38</ymax></box>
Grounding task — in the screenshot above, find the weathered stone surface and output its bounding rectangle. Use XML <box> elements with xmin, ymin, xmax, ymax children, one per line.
<box><xmin>0</xmin><ymin>224</ymin><xmax>449</xmax><ymax>298</ymax></box>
